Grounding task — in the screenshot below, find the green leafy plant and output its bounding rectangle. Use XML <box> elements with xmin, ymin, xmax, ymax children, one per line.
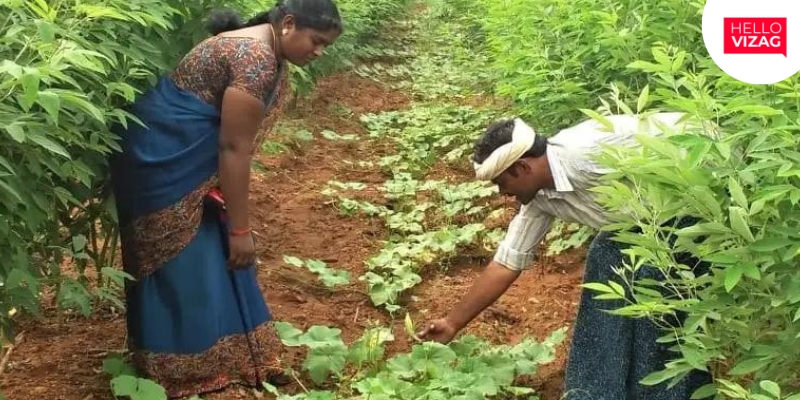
<box><xmin>270</xmin><ymin>321</ymin><xmax>566</xmax><ymax>399</ymax></box>
<box><xmin>284</xmin><ymin>255</ymin><xmax>352</xmax><ymax>288</ymax></box>
<box><xmin>103</xmin><ymin>353</ymin><xmax>169</xmax><ymax>400</ymax></box>
<box><xmin>583</xmin><ymin>46</ymin><xmax>800</xmax><ymax>397</ymax></box>
<box><xmin>464</xmin><ymin>0</ymin><xmax>706</xmax><ymax>135</ymax></box>
<box><xmin>0</xmin><ymin>0</ymin><xmax>412</xmax><ymax>336</ymax></box>
<box><xmin>544</xmin><ymin>221</ymin><xmax>594</xmax><ymax>256</ymax></box>
<box><xmin>0</xmin><ymin>0</ymin><xmax>189</xmax><ymax>339</ymax></box>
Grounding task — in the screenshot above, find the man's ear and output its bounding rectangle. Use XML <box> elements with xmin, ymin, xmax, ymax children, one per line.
<box><xmin>504</xmin><ymin>162</ymin><xmax>518</xmax><ymax>178</ymax></box>
<box><xmin>513</xmin><ymin>159</ymin><xmax>532</xmax><ymax>175</ymax></box>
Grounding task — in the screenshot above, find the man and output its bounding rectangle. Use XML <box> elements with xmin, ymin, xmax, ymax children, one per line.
<box><xmin>418</xmin><ymin>112</ymin><xmax>712</xmax><ymax>400</ymax></box>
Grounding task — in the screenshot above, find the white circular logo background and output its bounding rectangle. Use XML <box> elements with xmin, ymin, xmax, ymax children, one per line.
<box><xmin>702</xmin><ymin>0</ymin><xmax>800</xmax><ymax>84</ymax></box>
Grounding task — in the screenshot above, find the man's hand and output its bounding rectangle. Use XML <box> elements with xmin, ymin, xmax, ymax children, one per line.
<box><xmin>418</xmin><ymin>318</ymin><xmax>458</xmax><ymax>344</ymax></box>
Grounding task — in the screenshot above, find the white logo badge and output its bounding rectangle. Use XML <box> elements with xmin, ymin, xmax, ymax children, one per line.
<box><xmin>702</xmin><ymin>0</ymin><xmax>800</xmax><ymax>84</ymax></box>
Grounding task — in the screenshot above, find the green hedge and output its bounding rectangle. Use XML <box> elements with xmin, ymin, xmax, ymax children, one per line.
<box><xmin>445</xmin><ymin>0</ymin><xmax>706</xmax><ymax>134</ymax></box>
<box><xmin>430</xmin><ymin>0</ymin><xmax>800</xmax><ymax>396</ymax></box>
<box><xmin>0</xmin><ymin>0</ymin><xmax>408</xmax><ymax>336</ymax></box>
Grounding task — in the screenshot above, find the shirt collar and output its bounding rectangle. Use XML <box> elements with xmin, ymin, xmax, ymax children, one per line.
<box><xmin>544</xmin><ymin>146</ymin><xmax>574</xmax><ymax>196</ymax></box>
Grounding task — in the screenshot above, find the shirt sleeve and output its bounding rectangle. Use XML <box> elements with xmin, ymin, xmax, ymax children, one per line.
<box><xmin>493</xmin><ymin>204</ymin><xmax>554</xmax><ymax>271</ymax></box>
<box><xmin>227</xmin><ymin>39</ymin><xmax>278</xmax><ymax>103</ymax></box>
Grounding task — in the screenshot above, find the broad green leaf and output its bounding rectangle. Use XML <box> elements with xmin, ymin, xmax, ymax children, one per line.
<box><xmin>30</xmin><ymin>0</ymin><xmax>54</xmax><ymax>19</ymax></box>
<box><xmin>581</xmin><ymin>282</ymin><xmax>618</xmax><ymax>294</ymax></box>
<box><xmin>690</xmin><ymin>383</ymin><xmax>717</xmax><ymax>399</ymax></box>
<box><xmin>410</xmin><ymin>342</ymin><xmax>457</xmax><ymax>376</ymax></box>
<box><xmin>319</xmin><ymin>270</ymin><xmax>350</xmax><ymax>287</ymax></box>
<box><xmin>27</xmin><ymin>133</ymin><xmax>70</xmax><ymax>158</ymax></box>
<box><xmin>728</xmin><ymin>357</ymin><xmax>771</xmax><ymax>375</ymax></box>
<box><xmin>283</xmin><ymin>255</ymin><xmax>304</xmax><ymax>267</ymax></box>
<box><xmin>304</xmin><ymin>344</ymin><xmax>348</xmax><ymax>384</ymax></box>
<box><xmin>750</xmin><ymin>199</ymin><xmax>767</xmax><ymax>216</ymax></box>
<box><xmin>274</xmin><ymin>321</ymin><xmax>304</xmax><ymax>346</ymax></box>
<box><xmin>55</xmin><ymin>187</ymin><xmax>81</xmax><ymax>206</ymax></box>
<box><xmin>0</xmin><ymin>60</ymin><xmax>23</xmax><ymax>78</ymax></box>
<box><xmin>674</xmin><ymin>222</ymin><xmax>731</xmax><ymax>238</ymax></box>
<box><xmin>688</xmin><ymin>186</ymin><xmax>723</xmax><ymax>220</ymax></box>
<box><xmin>639</xmin><ymin>369</ymin><xmax>674</xmax><ymax>385</ymax></box>
<box><xmin>131</xmin><ymin>378</ymin><xmax>167</xmax><ymax>400</ymax></box>
<box><xmin>608</xmin><ymin>281</ymin><xmax>626</xmax><ymax>297</ymax></box>
<box><xmin>20</xmin><ymin>72</ymin><xmax>40</xmax><ymax>110</ymax></box>
<box><xmin>57</xmin><ymin>279</ymin><xmax>92</xmax><ymax>316</ymax></box>
<box><xmin>637</xmin><ymin>85</ymin><xmax>650</xmax><ymax>113</ymax></box>
<box><xmin>5</xmin><ymin>124</ymin><xmax>25</xmax><ymax>142</ymax></box>
<box><xmin>74</xmin><ymin>4</ymin><xmax>129</xmax><ymax>20</ymax></box>
<box><xmin>728</xmin><ymin>177</ymin><xmax>748</xmax><ymax>210</ymax></box>
<box><xmin>36</xmin><ymin>20</ymin><xmax>55</xmax><ymax>42</ymax></box>
<box><xmin>627</xmin><ymin>60</ymin><xmax>666</xmax><ymax>72</ymax></box>
<box><xmin>750</xmin><ymin>237</ymin><xmax>795</xmax><ymax>252</ymax></box>
<box><xmin>300</xmin><ymin>325</ymin><xmax>342</xmax><ymax>349</ymax></box>
<box><xmin>5</xmin><ymin>268</ymin><xmax>29</xmax><ymax>290</ymax></box>
<box><xmin>759</xmin><ymin>381</ymin><xmax>780</xmax><ymax>398</ymax></box>
<box><xmin>684</xmin><ymin>141</ymin><xmax>712</xmax><ymax>169</ymax></box>
<box><xmin>724</xmin><ymin>265</ymin><xmax>744</xmax><ymax>292</ymax></box>
<box><xmin>102</xmin><ymin>355</ymin><xmax>136</xmax><ymax>377</ymax></box>
<box><xmin>579</xmin><ymin>109</ymin><xmax>615</xmax><ymax>132</ymax></box>
<box><xmin>56</xmin><ymin>91</ymin><xmax>106</xmax><ymax>123</ymax></box>
<box><xmin>36</xmin><ymin>91</ymin><xmax>61</xmax><ymax>122</ymax></box>
<box><xmin>728</xmin><ymin>207</ymin><xmax>754</xmax><ymax>242</ymax></box>
<box><xmin>742</xmin><ymin>264</ymin><xmax>761</xmax><ymax>280</ymax></box>
<box><xmin>110</xmin><ymin>375</ymin><xmax>138</xmax><ymax>396</ymax></box>
<box><xmin>0</xmin><ymin>179</ymin><xmax>23</xmax><ymax>203</ymax></box>
<box><xmin>715</xmin><ymin>142</ymin><xmax>731</xmax><ymax>160</ymax></box>
<box><xmin>729</xmin><ymin>105</ymin><xmax>783</xmax><ymax>116</ymax></box>
<box><xmin>0</xmin><ymin>156</ymin><xmax>15</xmax><ymax>175</ymax></box>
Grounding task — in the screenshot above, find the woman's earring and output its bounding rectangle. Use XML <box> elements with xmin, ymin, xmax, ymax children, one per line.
<box><xmin>282</xmin><ymin>29</ymin><xmax>289</xmax><ymax>35</ymax></box>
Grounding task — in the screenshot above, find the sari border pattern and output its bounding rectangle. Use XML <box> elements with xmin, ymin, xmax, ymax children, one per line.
<box><xmin>120</xmin><ymin>176</ymin><xmax>219</xmax><ymax>278</ymax></box>
<box><xmin>130</xmin><ymin>321</ymin><xmax>287</xmax><ymax>398</ymax></box>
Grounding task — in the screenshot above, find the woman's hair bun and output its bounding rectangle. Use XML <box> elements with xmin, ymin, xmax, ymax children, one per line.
<box><xmin>206</xmin><ymin>9</ymin><xmax>243</xmax><ymax>35</ymax></box>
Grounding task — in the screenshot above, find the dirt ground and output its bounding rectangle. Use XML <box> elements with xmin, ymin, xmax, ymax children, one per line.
<box><xmin>0</xmin><ymin>73</ymin><xmax>587</xmax><ymax>400</ymax></box>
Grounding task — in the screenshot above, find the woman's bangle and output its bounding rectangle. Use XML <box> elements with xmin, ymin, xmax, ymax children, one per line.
<box><xmin>229</xmin><ymin>226</ymin><xmax>253</xmax><ymax>236</ymax></box>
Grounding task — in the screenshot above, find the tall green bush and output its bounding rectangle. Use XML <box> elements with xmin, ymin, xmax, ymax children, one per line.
<box><xmin>0</xmin><ymin>0</ymin><xmax>409</xmax><ymax>339</ymax></box>
<box><xmin>0</xmin><ymin>0</ymin><xmax>186</xmax><ymax>338</ymax></box>
<box><xmin>461</xmin><ymin>0</ymin><xmax>705</xmax><ymax>134</ymax></box>
<box><xmin>589</xmin><ymin>45</ymin><xmax>800</xmax><ymax>398</ymax></box>
<box><xmin>431</xmin><ymin>0</ymin><xmax>800</xmax><ymax>395</ymax></box>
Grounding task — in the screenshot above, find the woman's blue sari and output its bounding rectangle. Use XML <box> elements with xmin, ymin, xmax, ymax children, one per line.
<box><xmin>109</xmin><ymin>76</ymin><xmax>283</xmax><ymax>397</ymax></box>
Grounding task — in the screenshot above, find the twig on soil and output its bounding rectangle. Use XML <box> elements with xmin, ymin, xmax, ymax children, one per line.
<box><xmin>354</xmin><ymin>305</ymin><xmax>360</xmax><ymax>323</ymax></box>
<box><xmin>290</xmin><ymin>369</ymin><xmax>310</xmax><ymax>394</ymax></box>
<box><xmin>0</xmin><ymin>331</ymin><xmax>25</xmax><ymax>377</ymax></box>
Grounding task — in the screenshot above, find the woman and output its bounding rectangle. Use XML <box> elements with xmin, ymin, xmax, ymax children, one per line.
<box><xmin>107</xmin><ymin>0</ymin><xmax>342</xmax><ymax>397</ymax></box>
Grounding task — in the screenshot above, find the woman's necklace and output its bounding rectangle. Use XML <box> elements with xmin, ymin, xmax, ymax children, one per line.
<box><xmin>269</xmin><ymin>25</ymin><xmax>280</xmax><ymax>58</ymax></box>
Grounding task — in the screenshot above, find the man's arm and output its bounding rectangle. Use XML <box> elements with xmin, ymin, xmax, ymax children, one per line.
<box><xmin>419</xmin><ymin>207</ymin><xmax>553</xmax><ymax>342</ymax></box>
<box><xmin>443</xmin><ymin>260</ymin><xmax>521</xmax><ymax>331</ymax></box>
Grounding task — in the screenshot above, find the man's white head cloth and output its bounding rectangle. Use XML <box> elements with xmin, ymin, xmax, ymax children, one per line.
<box><xmin>473</xmin><ymin>118</ymin><xmax>537</xmax><ymax>181</ymax></box>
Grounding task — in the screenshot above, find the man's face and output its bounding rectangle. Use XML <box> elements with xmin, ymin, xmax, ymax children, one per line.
<box><xmin>491</xmin><ymin>161</ymin><xmax>543</xmax><ymax>205</ymax></box>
